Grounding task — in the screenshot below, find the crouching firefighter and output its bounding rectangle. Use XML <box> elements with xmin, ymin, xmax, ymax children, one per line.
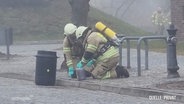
<box><xmin>75</xmin><ymin>26</ymin><xmax>129</xmax><ymax>79</ymax></box>
<box><xmin>62</xmin><ymin>23</ymin><xmax>86</xmax><ymax>78</ymax></box>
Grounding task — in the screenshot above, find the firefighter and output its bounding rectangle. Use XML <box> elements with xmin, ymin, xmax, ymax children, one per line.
<box><xmin>151</xmin><ymin>7</ymin><xmax>170</xmax><ymax>35</ymax></box>
<box><xmin>75</xmin><ymin>26</ymin><xmax>129</xmax><ymax>79</ymax></box>
<box><xmin>62</xmin><ymin>23</ymin><xmax>84</xmax><ymax>78</ymax></box>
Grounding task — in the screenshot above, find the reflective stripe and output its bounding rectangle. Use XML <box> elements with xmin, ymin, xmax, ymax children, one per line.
<box><xmin>97</xmin><ymin>46</ymin><xmax>119</xmax><ymax>61</ymax></box>
<box><xmin>97</xmin><ymin>33</ymin><xmax>107</xmax><ymax>42</ymax></box>
<box><xmin>86</xmin><ymin>33</ymin><xmax>107</xmax><ymax>53</ymax></box>
<box><xmin>87</xmin><ymin>44</ymin><xmax>97</xmax><ymax>52</ymax></box>
<box><xmin>102</xmin><ymin>71</ymin><xmax>111</xmax><ymax>79</ymax></box>
<box><xmin>81</xmin><ymin>57</ymin><xmax>88</xmax><ymax>63</ymax></box>
<box><xmin>63</xmin><ymin>47</ymin><xmax>71</xmax><ymax>53</ymax></box>
<box><xmin>66</xmin><ymin>60</ymin><xmax>73</xmax><ymax>66</ymax></box>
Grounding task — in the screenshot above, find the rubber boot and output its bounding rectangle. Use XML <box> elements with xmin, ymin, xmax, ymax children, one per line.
<box><xmin>115</xmin><ymin>65</ymin><xmax>129</xmax><ymax>78</ymax></box>
<box><xmin>84</xmin><ymin>70</ymin><xmax>92</xmax><ymax>77</ymax></box>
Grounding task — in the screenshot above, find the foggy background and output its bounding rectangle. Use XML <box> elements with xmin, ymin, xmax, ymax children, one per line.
<box><xmin>90</xmin><ymin>0</ymin><xmax>170</xmax><ymax>32</ymax></box>
<box><xmin>0</xmin><ymin>0</ymin><xmax>170</xmax><ymax>40</ymax></box>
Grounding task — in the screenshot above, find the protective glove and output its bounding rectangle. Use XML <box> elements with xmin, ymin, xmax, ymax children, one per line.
<box><xmin>86</xmin><ymin>59</ymin><xmax>95</xmax><ymax>67</ymax></box>
<box><xmin>68</xmin><ymin>67</ymin><xmax>74</xmax><ymax>77</ymax></box>
<box><xmin>77</xmin><ymin>61</ymin><xmax>83</xmax><ymax>68</ymax></box>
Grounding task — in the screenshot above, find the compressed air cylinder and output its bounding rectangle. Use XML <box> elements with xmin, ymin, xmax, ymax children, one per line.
<box><xmin>95</xmin><ymin>22</ymin><xmax>118</xmax><ymax>40</ymax></box>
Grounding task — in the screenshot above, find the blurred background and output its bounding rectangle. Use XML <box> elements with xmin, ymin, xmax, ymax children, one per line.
<box><xmin>0</xmin><ymin>0</ymin><xmax>170</xmax><ymax>41</ymax></box>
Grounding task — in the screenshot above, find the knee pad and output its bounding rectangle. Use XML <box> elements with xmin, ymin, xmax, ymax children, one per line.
<box><xmin>115</xmin><ymin>65</ymin><xmax>129</xmax><ymax>78</ymax></box>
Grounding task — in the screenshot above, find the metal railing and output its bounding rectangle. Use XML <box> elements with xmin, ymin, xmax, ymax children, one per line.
<box><xmin>119</xmin><ymin>36</ymin><xmax>139</xmax><ymax>68</ymax></box>
<box><xmin>118</xmin><ymin>35</ymin><xmax>167</xmax><ymax>76</ymax></box>
<box><xmin>137</xmin><ymin>36</ymin><xmax>167</xmax><ymax>76</ymax></box>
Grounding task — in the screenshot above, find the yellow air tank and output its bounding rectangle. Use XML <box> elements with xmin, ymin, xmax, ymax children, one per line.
<box><xmin>95</xmin><ymin>22</ymin><xmax>118</xmax><ymax>41</ymax></box>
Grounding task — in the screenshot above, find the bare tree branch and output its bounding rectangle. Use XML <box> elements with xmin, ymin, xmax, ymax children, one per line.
<box><xmin>114</xmin><ymin>0</ymin><xmax>128</xmax><ymax>17</ymax></box>
<box><xmin>121</xmin><ymin>0</ymin><xmax>136</xmax><ymax>17</ymax></box>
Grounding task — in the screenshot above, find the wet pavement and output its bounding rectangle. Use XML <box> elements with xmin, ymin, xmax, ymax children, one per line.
<box><xmin>2</xmin><ymin>77</ymin><xmax>183</xmax><ymax>104</ymax></box>
<box><xmin>0</xmin><ymin>43</ymin><xmax>184</xmax><ymax>103</ymax></box>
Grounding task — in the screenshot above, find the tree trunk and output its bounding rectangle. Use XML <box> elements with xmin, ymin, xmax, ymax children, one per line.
<box><xmin>68</xmin><ymin>0</ymin><xmax>90</xmax><ymax>26</ymax></box>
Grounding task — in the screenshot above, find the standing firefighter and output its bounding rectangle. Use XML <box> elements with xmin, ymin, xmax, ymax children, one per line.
<box><xmin>62</xmin><ymin>23</ymin><xmax>84</xmax><ymax>78</ymax></box>
<box><xmin>75</xmin><ymin>26</ymin><xmax>129</xmax><ymax>79</ymax></box>
<box><xmin>151</xmin><ymin>7</ymin><xmax>170</xmax><ymax>35</ymax></box>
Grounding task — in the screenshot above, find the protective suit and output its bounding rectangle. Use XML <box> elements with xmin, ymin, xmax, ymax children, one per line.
<box><xmin>62</xmin><ymin>23</ymin><xmax>84</xmax><ymax>78</ymax></box>
<box><xmin>63</xmin><ymin>34</ymin><xmax>84</xmax><ymax>67</ymax></box>
<box><xmin>75</xmin><ymin>26</ymin><xmax>129</xmax><ymax>79</ymax></box>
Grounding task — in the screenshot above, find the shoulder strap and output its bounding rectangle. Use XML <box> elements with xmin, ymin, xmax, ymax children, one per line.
<box><xmin>66</xmin><ymin>36</ymin><xmax>72</xmax><ymax>47</ymax></box>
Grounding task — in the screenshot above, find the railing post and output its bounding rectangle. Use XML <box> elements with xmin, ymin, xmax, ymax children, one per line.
<box><xmin>144</xmin><ymin>40</ymin><xmax>149</xmax><ymax>70</ymax></box>
<box><xmin>2</xmin><ymin>27</ymin><xmax>13</xmax><ymax>60</ymax></box>
<box><xmin>119</xmin><ymin>42</ymin><xmax>123</xmax><ymax>66</ymax></box>
<box><xmin>137</xmin><ymin>38</ymin><xmax>142</xmax><ymax>76</ymax></box>
<box><xmin>5</xmin><ymin>28</ymin><xmax>10</xmax><ymax>60</ymax></box>
<box><xmin>126</xmin><ymin>39</ymin><xmax>131</xmax><ymax>69</ymax></box>
<box><xmin>137</xmin><ymin>36</ymin><xmax>167</xmax><ymax>76</ymax></box>
<box><xmin>118</xmin><ymin>36</ymin><xmax>125</xmax><ymax>66</ymax></box>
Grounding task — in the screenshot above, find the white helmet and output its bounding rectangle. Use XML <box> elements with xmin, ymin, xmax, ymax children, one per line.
<box><xmin>64</xmin><ymin>23</ymin><xmax>77</xmax><ymax>35</ymax></box>
<box><xmin>75</xmin><ymin>26</ymin><xmax>88</xmax><ymax>39</ymax></box>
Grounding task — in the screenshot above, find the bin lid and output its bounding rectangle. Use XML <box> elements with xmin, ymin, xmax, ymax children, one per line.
<box><xmin>36</xmin><ymin>50</ymin><xmax>58</xmax><ymax>58</ymax></box>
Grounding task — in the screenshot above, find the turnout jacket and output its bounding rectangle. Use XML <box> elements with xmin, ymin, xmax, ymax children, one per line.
<box><xmin>63</xmin><ymin>36</ymin><xmax>84</xmax><ymax>68</ymax></box>
<box><xmin>81</xmin><ymin>31</ymin><xmax>119</xmax><ymax>64</ymax></box>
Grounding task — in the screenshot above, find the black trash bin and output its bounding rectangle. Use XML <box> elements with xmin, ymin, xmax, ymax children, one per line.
<box><xmin>35</xmin><ymin>50</ymin><xmax>58</xmax><ymax>86</ymax></box>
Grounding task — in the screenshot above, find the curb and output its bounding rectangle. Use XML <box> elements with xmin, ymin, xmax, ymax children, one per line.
<box><xmin>56</xmin><ymin>79</ymin><xmax>184</xmax><ymax>103</ymax></box>
<box><xmin>0</xmin><ymin>73</ymin><xmax>184</xmax><ymax>103</ymax></box>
